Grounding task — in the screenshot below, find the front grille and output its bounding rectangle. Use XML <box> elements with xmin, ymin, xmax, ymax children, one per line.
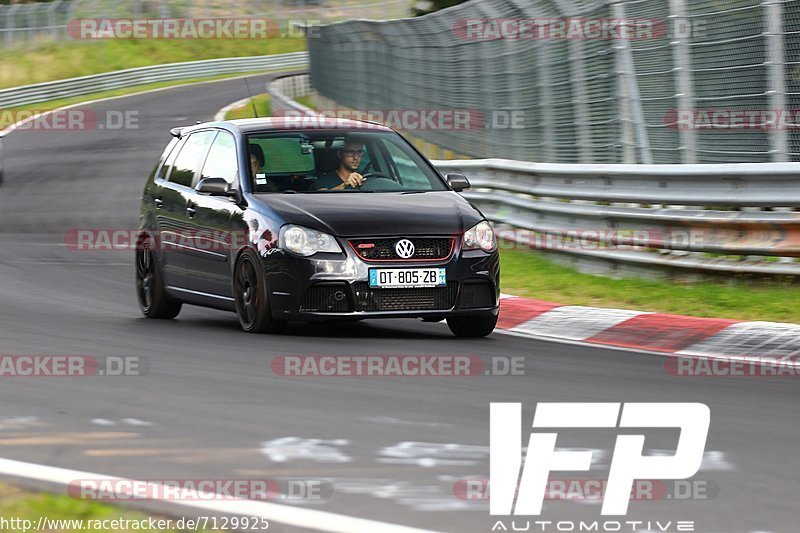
<box><xmin>353</xmin><ymin>282</ymin><xmax>459</xmax><ymax>312</ymax></box>
<box><xmin>349</xmin><ymin>237</ymin><xmax>454</xmax><ymax>262</ymax></box>
<box><xmin>459</xmin><ymin>282</ymin><xmax>496</xmax><ymax>309</ymax></box>
<box><xmin>300</xmin><ymin>284</ymin><xmax>352</xmax><ymax>312</ymax></box>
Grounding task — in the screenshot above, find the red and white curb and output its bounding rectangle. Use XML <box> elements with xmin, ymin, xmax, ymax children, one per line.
<box><xmin>497</xmin><ymin>294</ymin><xmax>800</xmax><ymax>362</ymax></box>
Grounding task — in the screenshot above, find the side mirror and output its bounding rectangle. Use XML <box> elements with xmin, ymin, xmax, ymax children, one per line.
<box><xmin>445</xmin><ymin>173</ymin><xmax>470</xmax><ymax>192</ymax></box>
<box><xmin>195</xmin><ymin>177</ymin><xmax>232</xmax><ymax>196</ymax></box>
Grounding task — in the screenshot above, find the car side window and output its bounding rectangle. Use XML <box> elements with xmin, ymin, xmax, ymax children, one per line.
<box><xmin>200</xmin><ymin>131</ymin><xmax>238</xmax><ymax>188</ymax></box>
<box><xmin>156</xmin><ymin>138</ymin><xmax>182</xmax><ymax>181</ymax></box>
<box><xmin>168</xmin><ymin>131</ymin><xmax>215</xmax><ymax>188</ymax></box>
<box><xmin>383</xmin><ymin>138</ymin><xmax>431</xmax><ymax>189</ymax></box>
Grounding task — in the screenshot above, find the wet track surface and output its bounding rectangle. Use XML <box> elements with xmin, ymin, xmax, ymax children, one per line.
<box><xmin>0</xmin><ymin>75</ymin><xmax>797</xmax><ymax>533</ymax></box>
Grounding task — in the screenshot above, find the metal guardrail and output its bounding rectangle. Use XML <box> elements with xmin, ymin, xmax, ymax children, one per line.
<box><xmin>267</xmin><ymin>72</ymin><xmax>800</xmax><ymax>278</ymax></box>
<box><xmin>0</xmin><ymin>52</ymin><xmax>309</xmax><ymax>110</ymax></box>
<box><xmin>436</xmin><ymin>159</ymin><xmax>800</xmax><ymax>207</ymax></box>
<box><xmin>435</xmin><ymin>159</ymin><xmax>800</xmax><ymax>277</ymax></box>
<box><xmin>269</xmin><ymin>73</ymin><xmax>314</xmax><ymax>114</ymax></box>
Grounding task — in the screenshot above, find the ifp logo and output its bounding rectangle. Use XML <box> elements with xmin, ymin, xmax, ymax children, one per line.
<box><xmin>490</xmin><ymin>403</ymin><xmax>710</xmax><ymax>516</ymax></box>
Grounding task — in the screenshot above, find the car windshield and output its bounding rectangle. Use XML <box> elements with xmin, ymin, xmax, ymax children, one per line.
<box><xmin>245</xmin><ymin>130</ymin><xmax>449</xmax><ymax>193</ymax></box>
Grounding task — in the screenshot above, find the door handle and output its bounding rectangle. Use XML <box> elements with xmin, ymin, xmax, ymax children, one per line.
<box><xmin>154</xmin><ymin>198</ymin><xmax>163</xmax><ymax>208</ymax></box>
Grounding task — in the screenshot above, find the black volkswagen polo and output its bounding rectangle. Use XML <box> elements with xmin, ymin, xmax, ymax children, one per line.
<box><xmin>136</xmin><ymin>118</ymin><xmax>499</xmax><ymax>337</ymax></box>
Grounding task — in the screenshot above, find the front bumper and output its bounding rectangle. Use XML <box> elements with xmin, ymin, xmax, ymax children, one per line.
<box><xmin>263</xmin><ymin>239</ymin><xmax>500</xmax><ymax>321</ymax></box>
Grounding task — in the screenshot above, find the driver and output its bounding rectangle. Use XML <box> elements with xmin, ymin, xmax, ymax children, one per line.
<box><xmin>312</xmin><ymin>137</ymin><xmax>367</xmax><ymax>191</ymax></box>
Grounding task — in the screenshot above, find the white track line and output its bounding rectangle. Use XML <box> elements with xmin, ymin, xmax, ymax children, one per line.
<box><xmin>214</xmin><ymin>97</ymin><xmax>253</xmax><ymax>122</ymax></box>
<box><xmin>0</xmin><ymin>457</ymin><xmax>441</xmax><ymax>533</ymax></box>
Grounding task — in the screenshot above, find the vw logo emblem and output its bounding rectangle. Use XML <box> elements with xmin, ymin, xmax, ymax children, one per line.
<box><xmin>395</xmin><ymin>239</ymin><xmax>415</xmax><ymax>259</ymax></box>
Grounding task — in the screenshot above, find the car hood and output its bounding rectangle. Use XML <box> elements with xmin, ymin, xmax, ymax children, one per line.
<box><xmin>251</xmin><ymin>191</ymin><xmax>484</xmax><ymax>237</ymax></box>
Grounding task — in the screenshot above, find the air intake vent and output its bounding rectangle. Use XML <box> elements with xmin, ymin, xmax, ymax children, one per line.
<box><xmin>353</xmin><ymin>282</ymin><xmax>458</xmax><ymax>312</ymax></box>
<box><xmin>301</xmin><ymin>284</ymin><xmax>352</xmax><ymax>312</ymax></box>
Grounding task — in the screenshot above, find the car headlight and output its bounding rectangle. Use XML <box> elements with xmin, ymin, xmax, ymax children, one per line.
<box><xmin>279</xmin><ymin>225</ymin><xmax>342</xmax><ymax>256</ymax></box>
<box><xmin>463</xmin><ymin>221</ymin><xmax>497</xmax><ymax>252</ymax></box>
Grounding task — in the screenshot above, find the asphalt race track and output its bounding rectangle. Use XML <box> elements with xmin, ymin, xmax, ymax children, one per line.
<box><xmin>0</xmin><ymin>74</ymin><xmax>797</xmax><ymax>533</ymax></box>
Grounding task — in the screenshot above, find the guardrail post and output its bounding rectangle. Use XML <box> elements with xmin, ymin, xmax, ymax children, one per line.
<box><xmin>569</xmin><ymin>40</ymin><xmax>593</xmax><ymax>163</ymax></box>
<box><xmin>615</xmin><ymin>35</ymin><xmax>636</xmax><ymax>164</ymax></box>
<box><xmin>765</xmin><ymin>0</ymin><xmax>789</xmax><ymax>162</ymax></box>
<box><xmin>4</xmin><ymin>5</ymin><xmax>19</xmax><ymax>48</ymax></box>
<box><xmin>48</xmin><ymin>1</ymin><xmax>62</xmax><ymax>42</ymax></box>
<box><xmin>669</xmin><ymin>0</ymin><xmax>697</xmax><ymax>164</ymax></box>
<box><xmin>505</xmin><ymin>38</ymin><xmax>526</xmax><ymax>161</ymax></box>
<box><xmin>25</xmin><ymin>4</ymin><xmax>38</xmax><ymax>47</ymax></box>
<box><xmin>0</xmin><ymin>9</ymin><xmax>6</xmax><ymax>49</ymax></box>
<box><xmin>537</xmin><ymin>43</ymin><xmax>556</xmax><ymax>163</ymax></box>
<box><xmin>613</xmin><ymin>2</ymin><xmax>653</xmax><ymax>164</ymax></box>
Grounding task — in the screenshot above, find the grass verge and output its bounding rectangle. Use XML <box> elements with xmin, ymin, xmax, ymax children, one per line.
<box><xmin>292</xmin><ymin>95</ymin><xmax>315</xmax><ymax>109</ymax></box>
<box><xmin>0</xmin><ymin>483</ymin><xmax>206</xmax><ymax>532</ymax></box>
<box><xmin>223</xmin><ymin>94</ymin><xmax>272</xmax><ymax>120</ymax></box>
<box><xmin>500</xmin><ymin>249</ymin><xmax>799</xmax><ymax>323</ymax></box>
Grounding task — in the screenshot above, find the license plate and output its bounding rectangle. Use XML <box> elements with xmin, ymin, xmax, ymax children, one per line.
<box><xmin>369</xmin><ymin>268</ymin><xmax>446</xmax><ymax>288</ymax></box>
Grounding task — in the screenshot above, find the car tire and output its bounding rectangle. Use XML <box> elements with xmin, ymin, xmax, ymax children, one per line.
<box><xmin>234</xmin><ymin>249</ymin><xmax>286</xmax><ymax>334</ymax></box>
<box><xmin>446</xmin><ymin>314</ymin><xmax>498</xmax><ymax>338</ymax></box>
<box><xmin>136</xmin><ymin>246</ymin><xmax>182</xmax><ymax>319</ymax></box>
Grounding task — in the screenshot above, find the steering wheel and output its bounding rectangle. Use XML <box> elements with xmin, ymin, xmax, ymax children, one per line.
<box><xmin>361</xmin><ymin>172</ymin><xmax>400</xmax><ymax>185</ymax></box>
<box><xmin>361</xmin><ymin>171</ymin><xmax>396</xmax><ymax>182</ymax></box>
<box><xmin>359</xmin><ymin>176</ymin><xmax>405</xmax><ymax>192</ymax></box>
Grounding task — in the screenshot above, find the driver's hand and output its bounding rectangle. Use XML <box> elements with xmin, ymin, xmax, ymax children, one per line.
<box><xmin>345</xmin><ymin>172</ymin><xmax>365</xmax><ymax>188</ymax></box>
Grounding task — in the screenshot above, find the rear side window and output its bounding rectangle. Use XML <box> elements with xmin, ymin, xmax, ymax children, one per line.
<box><xmin>168</xmin><ymin>131</ymin><xmax>215</xmax><ymax>187</ymax></box>
<box><xmin>201</xmin><ymin>132</ymin><xmax>238</xmax><ymax>187</ymax></box>
<box><xmin>155</xmin><ymin>138</ymin><xmax>180</xmax><ymax>181</ymax></box>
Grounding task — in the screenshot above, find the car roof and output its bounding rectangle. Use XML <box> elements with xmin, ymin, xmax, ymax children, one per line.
<box><xmin>173</xmin><ymin>117</ymin><xmax>394</xmax><ymax>136</ymax></box>
<box><xmin>230</xmin><ymin>117</ymin><xmax>392</xmax><ymax>132</ymax></box>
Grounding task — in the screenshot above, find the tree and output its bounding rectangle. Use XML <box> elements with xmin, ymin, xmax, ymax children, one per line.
<box><xmin>412</xmin><ymin>0</ymin><xmax>471</xmax><ymax>17</ymax></box>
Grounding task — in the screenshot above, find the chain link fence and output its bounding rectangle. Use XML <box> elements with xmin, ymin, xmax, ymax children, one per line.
<box><xmin>308</xmin><ymin>0</ymin><xmax>800</xmax><ymax>164</ymax></box>
<box><xmin>0</xmin><ymin>0</ymin><xmax>412</xmax><ymax>50</ymax></box>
